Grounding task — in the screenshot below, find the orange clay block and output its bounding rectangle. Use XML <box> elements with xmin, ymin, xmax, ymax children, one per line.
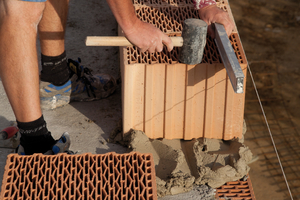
<box><xmin>145</xmin><ymin>64</ymin><xmax>166</xmax><ymax>138</ymax></box>
<box><xmin>120</xmin><ymin>0</ymin><xmax>247</xmax><ymax>140</ymax></box>
<box><xmin>216</xmin><ymin>175</ymin><xmax>256</xmax><ymax>200</ymax></box>
<box><xmin>184</xmin><ymin>64</ymin><xmax>206</xmax><ymax>139</ymax></box>
<box><xmin>164</xmin><ymin>64</ymin><xmax>187</xmax><ymax>139</ymax></box>
<box><xmin>123</xmin><ymin>64</ymin><xmax>146</xmax><ymax>132</ymax></box>
<box><xmin>0</xmin><ymin>153</ymin><xmax>157</xmax><ymax>200</ymax></box>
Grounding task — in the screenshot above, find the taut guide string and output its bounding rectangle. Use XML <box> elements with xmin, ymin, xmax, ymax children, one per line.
<box><xmin>247</xmin><ymin>62</ymin><xmax>294</xmax><ymax>200</ymax></box>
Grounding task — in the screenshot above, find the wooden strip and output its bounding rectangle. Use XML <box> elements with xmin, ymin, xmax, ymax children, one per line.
<box><xmin>184</xmin><ymin>64</ymin><xmax>207</xmax><ymax>139</ymax></box>
<box><xmin>122</xmin><ymin>64</ymin><xmax>145</xmax><ymax>134</ymax></box>
<box><xmin>164</xmin><ymin>64</ymin><xmax>186</xmax><ymax>139</ymax></box>
<box><xmin>145</xmin><ymin>64</ymin><xmax>166</xmax><ymax>138</ymax></box>
<box><xmin>86</xmin><ymin>36</ymin><xmax>183</xmax><ymax>47</ymax></box>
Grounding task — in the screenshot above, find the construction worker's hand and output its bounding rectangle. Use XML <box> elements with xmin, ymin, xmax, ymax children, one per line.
<box><xmin>124</xmin><ymin>20</ymin><xmax>173</xmax><ymax>53</ymax></box>
<box><xmin>198</xmin><ymin>5</ymin><xmax>235</xmax><ymax>38</ymax></box>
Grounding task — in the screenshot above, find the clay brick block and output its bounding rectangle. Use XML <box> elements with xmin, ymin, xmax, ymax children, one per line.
<box><xmin>216</xmin><ymin>175</ymin><xmax>256</xmax><ymax>200</ymax></box>
<box><xmin>133</xmin><ymin>2</ymin><xmax>237</xmax><ymax>33</ymax></box>
<box><xmin>120</xmin><ymin>1</ymin><xmax>247</xmax><ymax>140</ymax></box>
<box><xmin>132</xmin><ymin>0</ymin><xmax>228</xmax><ymax>7</ymax></box>
<box><xmin>0</xmin><ymin>153</ymin><xmax>157</xmax><ymax>200</ymax></box>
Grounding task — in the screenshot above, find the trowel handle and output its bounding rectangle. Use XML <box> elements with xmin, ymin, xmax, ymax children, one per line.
<box><xmin>0</xmin><ymin>126</ymin><xmax>19</xmax><ymax>140</ymax></box>
<box><xmin>86</xmin><ymin>36</ymin><xmax>183</xmax><ymax>47</ymax></box>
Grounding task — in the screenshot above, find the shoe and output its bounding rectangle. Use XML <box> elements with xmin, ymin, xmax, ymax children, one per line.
<box><xmin>40</xmin><ymin>80</ymin><xmax>72</xmax><ymax>110</ymax></box>
<box><xmin>17</xmin><ymin>132</ymin><xmax>72</xmax><ymax>155</ymax></box>
<box><xmin>40</xmin><ymin>58</ymin><xmax>117</xmax><ymax>110</ymax></box>
<box><xmin>45</xmin><ymin>132</ymin><xmax>71</xmax><ymax>155</ymax></box>
<box><xmin>67</xmin><ymin>58</ymin><xmax>117</xmax><ymax>102</ymax></box>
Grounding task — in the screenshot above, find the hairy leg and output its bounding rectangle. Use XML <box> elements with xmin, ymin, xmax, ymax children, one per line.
<box><xmin>0</xmin><ymin>0</ymin><xmax>45</xmax><ymax>122</ymax></box>
<box><xmin>38</xmin><ymin>0</ymin><xmax>69</xmax><ymax>56</ymax></box>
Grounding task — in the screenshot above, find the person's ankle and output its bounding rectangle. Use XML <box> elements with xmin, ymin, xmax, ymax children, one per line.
<box><xmin>19</xmin><ymin>132</ymin><xmax>55</xmax><ymax>155</ymax></box>
<box><xmin>17</xmin><ymin>115</ymin><xmax>55</xmax><ymax>155</ymax></box>
<box><xmin>40</xmin><ymin>51</ymin><xmax>71</xmax><ymax>86</ymax></box>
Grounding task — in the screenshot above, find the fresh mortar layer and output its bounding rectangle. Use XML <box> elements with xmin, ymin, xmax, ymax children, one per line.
<box><xmin>110</xmin><ymin>129</ymin><xmax>253</xmax><ymax>197</ymax></box>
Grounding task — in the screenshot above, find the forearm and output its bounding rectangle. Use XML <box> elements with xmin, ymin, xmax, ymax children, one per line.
<box><xmin>105</xmin><ymin>0</ymin><xmax>173</xmax><ymax>52</ymax></box>
<box><xmin>194</xmin><ymin>0</ymin><xmax>234</xmax><ymax>38</ymax></box>
<box><xmin>106</xmin><ymin>0</ymin><xmax>139</xmax><ymax>33</ymax></box>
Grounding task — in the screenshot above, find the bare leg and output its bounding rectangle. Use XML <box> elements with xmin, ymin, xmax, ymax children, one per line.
<box><xmin>0</xmin><ymin>0</ymin><xmax>45</xmax><ymax>122</ymax></box>
<box><xmin>38</xmin><ymin>0</ymin><xmax>69</xmax><ymax>56</ymax></box>
<box><xmin>38</xmin><ymin>0</ymin><xmax>117</xmax><ymax>110</ymax></box>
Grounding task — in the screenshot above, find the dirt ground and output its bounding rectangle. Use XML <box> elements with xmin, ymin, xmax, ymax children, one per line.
<box><xmin>230</xmin><ymin>0</ymin><xmax>300</xmax><ymax>199</ymax></box>
<box><xmin>231</xmin><ymin>0</ymin><xmax>300</xmax><ymax>127</ymax></box>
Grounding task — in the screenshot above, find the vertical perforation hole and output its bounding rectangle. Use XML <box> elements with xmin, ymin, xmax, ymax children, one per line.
<box><xmin>147</xmin><ymin>174</ymin><xmax>152</xmax><ymax>181</ymax></box>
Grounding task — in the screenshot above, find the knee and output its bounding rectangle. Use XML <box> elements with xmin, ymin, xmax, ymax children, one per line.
<box><xmin>0</xmin><ymin>1</ymin><xmax>45</xmax><ymax>27</ymax></box>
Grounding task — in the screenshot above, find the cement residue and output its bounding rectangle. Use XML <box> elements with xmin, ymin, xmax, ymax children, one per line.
<box><xmin>194</xmin><ymin>138</ymin><xmax>252</xmax><ymax>188</ymax></box>
<box><xmin>158</xmin><ymin>185</ymin><xmax>216</xmax><ymax>200</ymax></box>
<box><xmin>156</xmin><ymin>172</ymin><xmax>195</xmax><ymax>196</ymax></box>
<box><xmin>110</xmin><ymin>129</ymin><xmax>253</xmax><ymax>197</ymax></box>
<box><xmin>195</xmin><ymin>185</ymin><xmax>216</xmax><ymax>200</ymax></box>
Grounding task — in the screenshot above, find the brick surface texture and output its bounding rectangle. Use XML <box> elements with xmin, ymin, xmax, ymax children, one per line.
<box><xmin>0</xmin><ymin>153</ymin><xmax>157</xmax><ymax>200</ymax></box>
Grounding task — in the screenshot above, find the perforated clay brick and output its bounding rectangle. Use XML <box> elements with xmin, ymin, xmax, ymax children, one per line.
<box><xmin>126</xmin><ymin>33</ymin><xmax>245</xmax><ymax>64</ymax></box>
<box><xmin>120</xmin><ymin>0</ymin><xmax>247</xmax><ymax>140</ymax></box>
<box><xmin>133</xmin><ymin>2</ymin><xmax>234</xmax><ymax>33</ymax></box>
<box><xmin>216</xmin><ymin>175</ymin><xmax>256</xmax><ymax>200</ymax></box>
<box><xmin>0</xmin><ymin>153</ymin><xmax>157</xmax><ymax>200</ymax></box>
<box><xmin>132</xmin><ymin>0</ymin><xmax>193</xmax><ymax>7</ymax></box>
<box><xmin>132</xmin><ymin>0</ymin><xmax>226</xmax><ymax>7</ymax></box>
<box><xmin>126</xmin><ymin>4</ymin><xmax>244</xmax><ymax>65</ymax></box>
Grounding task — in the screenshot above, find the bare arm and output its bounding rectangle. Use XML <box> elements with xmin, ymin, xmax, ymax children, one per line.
<box><xmin>194</xmin><ymin>0</ymin><xmax>235</xmax><ymax>38</ymax></box>
<box><xmin>106</xmin><ymin>0</ymin><xmax>173</xmax><ymax>53</ymax></box>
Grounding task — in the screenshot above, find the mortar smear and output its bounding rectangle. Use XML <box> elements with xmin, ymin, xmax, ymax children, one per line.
<box><xmin>110</xmin><ymin>129</ymin><xmax>253</xmax><ymax>197</ymax></box>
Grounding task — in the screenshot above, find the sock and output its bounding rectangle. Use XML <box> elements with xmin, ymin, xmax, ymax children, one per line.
<box><xmin>40</xmin><ymin>51</ymin><xmax>71</xmax><ymax>86</ymax></box>
<box><xmin>17</xmin><ymin>115</ymin><xmax>56</xmax><ymax>155</ymax></box>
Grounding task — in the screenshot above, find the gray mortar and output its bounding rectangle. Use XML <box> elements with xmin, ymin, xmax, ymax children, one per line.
<box><xmin>194</xmin><ymin>138</ymin><xmax>252</xmax><ymax>188</ymax></box>
<box><xmin>110</xmin><ymin>129</ymin><xmax>253</xmax><ymax>197</ymax></box>
<box><xmin>159</xmin><ymin>185</ymin><xmax>216</xmax><ymax>200</ymax></box>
